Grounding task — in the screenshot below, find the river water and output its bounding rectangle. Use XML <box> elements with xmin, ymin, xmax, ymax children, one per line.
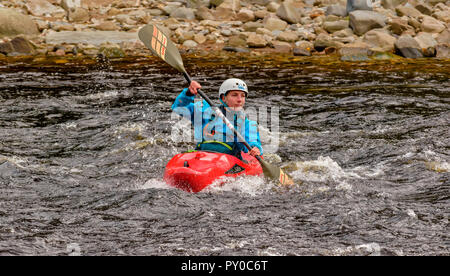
<box><xmin>0</xmin><ymin>55</ymin><xmax>448</xmax><ymax>256</ymax></box>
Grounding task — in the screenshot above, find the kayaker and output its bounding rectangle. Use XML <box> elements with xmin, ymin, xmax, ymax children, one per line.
<box><xmin>172</xmin><ymin>78</ymin><xmax>263</xmax><ymax>159</ymax></box>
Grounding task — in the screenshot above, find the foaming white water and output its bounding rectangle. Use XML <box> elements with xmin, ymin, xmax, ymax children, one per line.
<box><xmin>137</xmin><ymin>178</ymin><xmax>173</xmax><ymax>190</ymax></box>
<box><xmin>290</xmin><ymin>156</ymin><xmax>360</xmax><ymax>183</ymax></box>
<box><xmin>204</xmin><ymin>175</ymin><xmax>272</xmax><ymax>196</ymax></box>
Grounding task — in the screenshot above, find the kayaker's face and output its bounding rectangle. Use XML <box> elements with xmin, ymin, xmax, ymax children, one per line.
<box><xmin>223</xmin><ymin>90</ymin><xmax>246</xmax><ymax>111</ymax></box>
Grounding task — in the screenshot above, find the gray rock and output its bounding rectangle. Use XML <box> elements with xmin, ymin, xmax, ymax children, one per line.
<box><xmin>264</xmin><ymin>17</ymin><xmax>288</xmax><ymax>31</ymax></box>
<box><xmin>293</xmin><ymin>47</ymin><xmax>311</xmax><ymax>56</ymax></box>
<box><xmin>326</xmin><ymin>4</ymin><xmax>348</xmax><ymax>17</ymax></box>
<box><xmin>349</xmin><ymin>10</ymin><xmax>387</xmax><ymax>36</ymax></box>
<box><xmin>347</xmin><ymin>0</ymin><xmax>373</xmax><ymax>14</ymax></box>
<box><xmin>435</xmin><ymin>44</ymin><xmax>450</xmax><ymax>58</ymax></box>
<box><xmin>395</xmin><ymin>34</ymin><xmax>424</xmax><ymax>58</ymax></box>
<box><xmin>0</xmin><ymin>8</ymin><xmax>40</xmax><ymax>38</ymax></box>
<box><xmin>243</xmin><ymin>21</ymin><xmax>264</xmax><ymax>32</ymax></box>
<box><xmin>182</xmin><ymin>40</ymin><xmax>198</xmax><ymax>48</ymax></box>
<box><xmin>25</xmin><ymin>0</ymin><xmax>66</xmax><ymax>17</ymax></box>
<box><xmin>363</xmin><ymin>29</ymin><xmax>396</xmax><ymax>52</ymax></box>
<box><xmin>222</xmin><ymin>46</ymin><xmax>250</xmax><ymax>53</ymax></box>
<box><xmin>247</xmin><ymin>33</ymin><xmax>268</xmax><ymax>48</ymax></box>
<box><xmin>339</xmin><ymin>47</ymin><xmax>372</xmax><ymax>61</ymax></box>
<box><xmin>314</xmin><ymin>33</ymin><xmax>345</xmax><ymax>51</ymax></box>
<box><xmin>45</xmin><ymin>31</ymin><xmax>139</xmax><ymax>46</ymax></box>
<box><xmin>436</xmin><ymin>29</ymin><xmax>450</xmax><ymax>45</ymax></box>
<box><xmin>414</xmin><ymin>32</ymin><xmax>438</xmax><ymax>50</ymax></box>
<box><xmin>323</xmin><ymin>20</ymin><xmax>350</xmax><ymax>33</ymax></box>
<box><xmin>276</xmin><ymin>0</ymin><xmax>304</xmax><ymax>24</ymax></box>
<box><xmin>61</xmin><ymin>0</ymin><xmax>81</xmax><ymax>13</ymax></box>
<box><xmin>170</xmin><ymin>7</ymin><xmax>196</xmax><ymax>20</ymax></box>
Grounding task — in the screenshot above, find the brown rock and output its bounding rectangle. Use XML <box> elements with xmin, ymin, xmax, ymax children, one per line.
<box><xmin>196</xmin><ymin>6</ymin><xmax>215</xmax><ymax>20</ymax></box>
<box><xmin>25</xmin><ymin>0</ymin><xmax>66</xmax><ymax>17</ymax></box>
<box><xmin>276</xmin><ymin>31</ymin><xmax>298</xmax><ymax>42</ymax></box>
<box><xmin>276</xmin><ymin>0</ymin><xmax>304</xmax><ymax>24</ymax></box>
<box><xmin>363</xmin><ymin>29</ymin><xmax>396</xmax><ymax>52</ymax></box>
<box><xmin>246</xmin><ymin>33</ymin><xmax>268</xmax><ymax>48</ymax></box>
<box><xmin>293</xmin><ymin>47</ymin><xmax>311</xmax><ymax>56</ymax></box>
<box><xmin>0</xmin><ymin>8</ymin><xmax>40</xmax><ymax>38</ymax></box>
<box><xmin>227</xmin><ymin>35</ymin><xmax>247</xmax><ymax>47</ymax></box>
<box><xmin>10</xmin><ymin>37</ymin><xmax>35</xmax><ymax>54</ymax></box>
<box><xmin>194</xmin><ymin>33</ymin><xmax>207</xmax><ymax>44</ymax></box>
<box><xmin>314</xmin><ymin>33</ymin><xmax>345</xmax><ymax>51</ymax></box>
<box><xmin>435</xmin><ymin>44</ymin><xmax>450</xmax><ymax>58</ymax></box>
<box><xmin>93</xmin><ymin>21</ymin><xmax>119</xmax><ymax>31</ymax></box>
<box><xmin>389</xmin><ymin>18</ymin><xmax>415</xmax><ymax>35</ymax></box>
<box><xmin>420</xmin><ymin>15</ymin><xmax>446</xmax><ymax>33</ymax></box>
<box><xmin>436</xmin><ymin>29</ymin><xmax>450</xmax><ymax>44</ymax></box>
<box><xmin>236</xmin><ymin>9</ymin><xmax>255</xmax><ymax>23</ymax></box>
<box><xmin>264</xmin><ymin>17</ymin><xmax>288</xmax><ymax>31</ymax></box>
<box><xmin>81</xmin><ymin>0</ymin><xmax>115</xmax><ymax>10</ymax></box>
<box><xmin>68</xmin><ymin>7</ymin><xmax>90</xmax><ymax>23</ymax></box>
<box><xmin>0</xmin><ymin>41</ymin><xmax>14</xmax><ymax>55</ymax></box>
<box><xmin>271</xmin><ymin>40</ymin><xmax>292</xmax><ymax>53</ymax></box>
<box><xmin>395</xmin><ymin>5</ymin><xmax>423</xmax><ymax>19</ymax></box>
<box><xmin>415</xmin><ymin>3</ymin><xmax>433</xmax><ymax>16</ymax></box>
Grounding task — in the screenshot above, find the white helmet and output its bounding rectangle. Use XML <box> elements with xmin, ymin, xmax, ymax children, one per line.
<box><xmin>219</xmin><ymin>78</ymin><xmax>248</xmax><ymax>99</ymax></box>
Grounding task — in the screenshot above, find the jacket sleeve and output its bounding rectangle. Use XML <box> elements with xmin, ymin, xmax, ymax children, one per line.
<box><xmin>171</xmin><ymin>88</ymin><xmax>196</xmax><ymax>123</ymax></box>
<box><xmin>244</xmin><ymin>119</ymin><xmax>263</xmax><ymax>155</ymax></box>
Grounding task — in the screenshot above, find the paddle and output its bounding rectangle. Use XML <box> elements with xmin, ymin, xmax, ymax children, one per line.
<box><xmin>138</xmin><ymin>24</ymin><xmax>294</xmax><ymax>186</ymax></box>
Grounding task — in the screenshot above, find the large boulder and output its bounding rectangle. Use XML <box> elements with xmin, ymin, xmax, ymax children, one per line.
<box><xmin>0</xmin><ymin>8</ymin><xmax>40</xmax><ymax>38</ymax></box>
<box><xmin>436</xmin><ymin>29</ymin><xmax>450</xmax><ymax>45</ymax></box>
<box><xmin>395</xmin><ymin>5</ymin><xmax>423</xmax><ymax>19</ymax></box>
<box><xmin>349</xmin><ymin>10</ymin><xmax>387</xmax><ymax>36</ymax></box>
<box><xmin>276</xmin><ymin>0</ymin><xmax>304</xmax><ymax>24</ymax></box>
<box><xmin>0</xmin><ymin>36</ymin><xmax>35</xmax><ymax>55</ymax></box>
<box><xmin>414</xmin><ymin>32</ymin><xmax>438</xmax><ymax>50</ymax></box>
<box><xmin>420</xmin><ymin>15</ymin><xmax>446</xmax><ymax>33</ymax></box>
<box><xmin>395</xmin><ymin>34</ymin><xmax>424</xmax><ymax>58</ymax></box>
<box><xmin>25</xmin><ymin>0</ymin><xmax>66</xmax><ymax>17</ymax></box>
<box><xmin>435</xmin><ymin>44</ymin><xmax>450</xmax><ymax>58</ymax></box>
<box><xmin>363</xmin><ymin>29</ymin><xmax>396</xmax><ymax>52</ymax></box>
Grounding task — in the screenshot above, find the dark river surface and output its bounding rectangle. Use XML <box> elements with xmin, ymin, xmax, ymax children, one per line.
<box><xmin>0</xmin><ymin>55</ymin><xmax>448</xmax><ymax>256</ymax></box>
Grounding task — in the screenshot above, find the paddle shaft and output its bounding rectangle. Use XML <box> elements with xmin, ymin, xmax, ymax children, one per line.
<box><xmin>182</xmin><ymin>72</ymin><xmax>263</xmax><ymax>162</ymax></box>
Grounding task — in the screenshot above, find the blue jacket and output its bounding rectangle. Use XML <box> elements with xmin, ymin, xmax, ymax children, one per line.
<box><xmin>172</xmin><ymin>88</ymin><xmax>263</xmax><ymax>155</ymax></box>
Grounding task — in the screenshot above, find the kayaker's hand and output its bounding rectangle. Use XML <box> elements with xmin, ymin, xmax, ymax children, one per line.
<box><xmin>188</xmin><ymin>81</ymin><xmax>201</xmax><ymax>95</ymax></box>
<box><xmin>249</xmin><ymin>147</ymin><xmax>260</xmax><ymax>157</ymax></box>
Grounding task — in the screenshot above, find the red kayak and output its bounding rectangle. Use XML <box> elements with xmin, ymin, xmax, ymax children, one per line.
<box><xmin>163</xmin><ymin>151</ymin><xmax>263</xmax><ymax>192</ymax></box>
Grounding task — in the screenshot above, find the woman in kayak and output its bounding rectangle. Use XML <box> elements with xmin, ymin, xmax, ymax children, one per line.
<box><xmin>172</xmin><ymin>78</ymin><xmax>263</xmax><ymax>159</ymax></box>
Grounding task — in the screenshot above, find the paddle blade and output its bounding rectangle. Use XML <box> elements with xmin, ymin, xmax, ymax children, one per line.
<box><xmin>138</xmin><ymin>24</ymin><xmax>186</xmax><ymax>73</ymax></box>
<box><xmin>258</xmin><ymin>157</ymin><xmax>294</xmax><ymax>186</ymax></box>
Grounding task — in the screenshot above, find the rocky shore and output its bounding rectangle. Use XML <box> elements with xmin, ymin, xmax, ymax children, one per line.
<box><xmin>0</xmin><ymin>0</ymin><xmax>449</xmax><ymax>61</ymax></box>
